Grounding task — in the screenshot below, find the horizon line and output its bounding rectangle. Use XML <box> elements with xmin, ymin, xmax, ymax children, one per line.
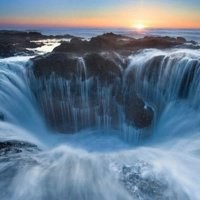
<box><xmin>0</xmin><ymin>25</ymin><xmax>200</xmax><ymax>30</ymax></box>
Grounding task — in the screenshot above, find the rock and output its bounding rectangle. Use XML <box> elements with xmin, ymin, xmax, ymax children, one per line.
<box><xmin>0</xmin><ymin>43</ymin><xmax>15</xmax><ymax>58</ymax></box>
<box><xmin>0</xmin><ymin>113</ymin><xmax>4</xmax><ymax>121</ymax></box>
<box><xmin>84</xmin><ymin>53</ymin><xmax>122</xmax><ymax>83</ymax></box>
<box><xmin>53</xmin><ymin>32</ymin><xmax>133</xmax><ymax>54</ymax></box>
<box><xmin>54</xmin><ymin>32</ymin><xmax>187</xmax><ymax>55</ymax></box>
<box><xmin>31</xmin><ymin>52</ymin><xmax>122</xmax><ymax>82</ymax></box>
<box><xmin>177</xmin><ymin>37</ymin><xmax>187</xmax><ymax>43</ymax></box>
<box><xmin>70</xmin><ymin>37</ymin><xmax>84</xmax><ymax>44</ymax></box>
<box><xmin>30</xmin><ymin>33</ymin><xmax>174</xmax><ymax>132</ymax></box>
<box><xmin>32</xmin><ymin>52</ymin><xmax>79</xmax><ymax>78</ymax></box>
<box><xmin>30</xmin><ymin>49</ymin><xmax>154</xmax><ymax>132</ymax></box>
<box><xmin>53</xmin><ymin>39</ymin><xmax>89</xmax><ymax>53</ymax></box>
<box><xmin>124</xmin><ymin>91</ymin><xmax>154</xmax><ymax>128</ymax></box>
<box><xmin>0</xmin><ymin>30</ymin><xmax>78</xmax><ymax>58</ymax></box>
<box><xmin>124</xmin><ymin>36</ymin><xmax>184</xmax><ymax>50</ymax></box>
<box><xmin>0</xmin><ymin>140</ymin><xmax>39</xmax><ymax>156</ymax></box>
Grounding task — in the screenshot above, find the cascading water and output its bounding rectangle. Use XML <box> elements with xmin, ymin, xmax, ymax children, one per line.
<box><xmin>0</xmin><ymin>56</ymin><xmax>49</xmax><ymax>144</ymax></box>
<box><xmin>1</xmin><ymin>47</ymin><xmax>200</xmax><ymax>200</ymax></box>
<box><xmin>126</xmin><ymin>49</ymin><xmax>200</xmax><ymax>113</ymax></box>
<box><xmin>29</xmin><ymin>52</ymin><xmax>153</xmax><ymax>143</ymax></box>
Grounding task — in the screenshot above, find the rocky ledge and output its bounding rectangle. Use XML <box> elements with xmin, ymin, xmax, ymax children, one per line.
<box><xmin>53</xmin><ymin>32</ymin><xmax>188</xmax><ymax>55</ymax></box>
<box><xmin>31</xmin><ymin>51</ymin><xmax>153</xmax><ymax>132</ymax></box>
<box><xmin>29</xmin><ymin>33</ymin><xmax>192</xmax><ymax>133</ymax></box>
<box><xmin>0</xmin><ymin>140</ymin><xmax>39</xmax><ymax>157</ymax></box>
<box><xmin>0</xmin><ymin>30</ymin><xmax>78</xmax><ymax>58</ymax></box>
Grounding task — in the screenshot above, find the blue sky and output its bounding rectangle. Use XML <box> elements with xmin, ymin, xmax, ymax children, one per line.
<box><xmin>0</xmin><ymin>0</ymin><xmax>200</xmax><ymax>28</ymax></box>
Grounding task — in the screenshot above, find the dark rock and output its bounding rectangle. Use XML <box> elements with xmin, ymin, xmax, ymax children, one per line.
<box><xmin>125</xmin><ymin>36</ymin><xmax>184</xmax><ymax>49</ymax></box>
<box><xmin>70</xmin><ymin>37</ymin><xmax>83</xmax><ymax>44</ymax></box>
<box><xmin>0</xmin><ymin>140</ymin><xmax>39</xmax><ymax>156</ymax></box>
<box><xmin>0</xmin><ymin>113</ymin><xmax>4</xmax><ymax>121</ymax></box>
<box><xmin>32</xmin><ymin>52</ymin><xmax>79</xmax><ymax>78</ymax></box>
<box><xmin>190</xmin><ymin>40</ymin><xmax>197</xmax><ymax>45</ymax></box>
<box><xmin>0</xmin><ymin>31</ymin><xmax>43</xmax><ymax>57</ymax></box>
<box><xmin>0</xmin><ymin>30</ymin><xmax>192</xmax><ymax>58</ymax></box>
<box><xmin>53</xmin><ymin>32</ymin><xmax>134</xmax><ymax>54</ymax></box>
<box><xmin>31</xmin><ymin>52</ymin><xmax>122</xmax><ymax>82</ymax></box>
<box><xmin>30</xmin><ymin>49</ymin><xmax>154</xmax><ymax>132</ymax></box>
<box><xmin>0</xmin><ymin>43</ymin><xmax>15</xmax><ymax>58</ymax></box>
<box><xmin>124</xmin><ymin>90</ymin><xmax>154</xmax><ymax>128</ymax></box>
<box><xmin>177</xmin><ymin>37</ymin><xmax>187</xmax><ymax>43</ymax></box>
<box><xmin>54</xmin><ymin>32</ymin><xmax>187</xmax><ymax>55</ymax></box>
<box><xmin>0</xmin><ymin>30</ymin><xmax>76</xmax><ymax>41</ymax></box>
<box><xmin>0</xmin><ymin>30</ymin><xmax>78</xmax><ymax>58</ymax></box>
<box><xmin>84</xmin><ymin>53</ymin><xmax>122</xmax><ymax>83</ymax></box>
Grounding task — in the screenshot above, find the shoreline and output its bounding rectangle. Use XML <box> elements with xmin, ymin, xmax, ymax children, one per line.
<box><xmin>0</xmin><ymin>30</ymin><xmax>198</xmax><ymax>58</ymax></box>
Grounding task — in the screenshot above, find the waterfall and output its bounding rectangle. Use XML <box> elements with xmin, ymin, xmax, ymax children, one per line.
<box><xmin>1</xmin><ymin>48</ymin><xmax>200</xmax><ymax>200</ymax></box>
<box><xmin>126</xmin><ymin>49</ymin><xmax>200</xmax><ymax>117</ymax></box>
<box><xmin>28</xmin><ymin>54</ymin><xmax>153</xmax><ymax>142</ymax></box>
<box><xmin>28</xmin><ymin>66</ymin><xmax>132</xmax><ymax>143</ymax></box>
<box><xmin>0</xmin><ymin>56</ymin><xmax>50</xmax><ymax>145</ymax></box>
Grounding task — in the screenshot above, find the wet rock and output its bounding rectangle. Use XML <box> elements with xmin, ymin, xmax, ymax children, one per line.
<box><xmin>0</xmin><ymin>140</ymin><xmax>39</xmax><ymax>156</ymax></box>
<box><xmin>31</xmin><ymin>52</ymin><xmax>122</xmax><ymax>82</ymax></box>
<box><xmin>84</xmin><ymin>53</ymin><xmax>122</xmax><ymax>83</ymax></box>
<box><xmin>140</xmin><ymin>55</ymin><xmax>165</xmax><ymax>82</ymax></box>
<box><xmin>177</xmin><ymin>37</ymin><xmax>187</xmax><ymax>43</ymax></box>
<box><xmin>136</xmin><ymin>36</ymin><xmax>184</xmax><ymax>48</ymax></box>
<box><xmin>54</xmin><ymin>33</ymin><xmax>187</xmax><ymax>55</ymax></box>
<box><xmin>0</xmin><ymin>31</ymin><xmax>42</xmax><ymax>57</ymax></box>
<box><xmin>54</xmin><ymin>39</ymin><xmax>89</xmax><ymax>53</ymax></box>
<box><xmin>0</xmin><ymin>30</ymin><xmax>76</xmax><ymax>41</ymax></box>
<box><xmin>29</xmin><ymin>33</ymin><xmax>164</xmax><ymax>133</ymax></box>
<box><xmin>0</xmin><ymin>30</ymin><xmax>77</xmax><ymax>58</ymax></box>
<box><xmin>32</xmin><ymin>52</ymin><xmax>79</xmax><ymax>78</ymax></box>
<box><xmin>53</xmin><ymin>32</ymin><xmax>132</xmax><ymax>54</ymax></box>
<box><xmin>0</xmin><ymin>113</ymin><xmax>4</xmax><ymax>121</ymax></box>
<box><xmin>30</xmin><ymin>50</ymin><xmax>154</xmax><ymax>132</ymax></box>
<box><xmin>124</xmin><ymin>91</ymin><xmax>154</xmax><ymax>128</ymax></box>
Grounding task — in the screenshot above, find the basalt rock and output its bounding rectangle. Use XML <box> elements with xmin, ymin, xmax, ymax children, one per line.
<box><xmin>53</xmin><ymin>33</ymin><xmax>187</xmax><ymax>55</ymax></box>
<box><xmin>0</xmin><ymin>30</ymin><xmax>77</xmax><ymax>58</ymax></box>
<box><xmin>125</xmin><ymin>36</ymin><xmax>186</xmax><ymax>49</ymax></box>
<box><xmin>53</xmin><ymin>32</ymin><xmax>132</xmax><ymax>54</ymax></box>
<box><xmin>30</xmin><ymin>50</ymin><xmax>154</xmax><ymax>133</ymax></box>
<box><xmin>0</xmin><ymin>113</ymin><xmax>4</xmax><ymax>121</ymax></box>
<box><xmin>32</xmin><ymin>52</ymin><xmax>79</xmax><ymax>79</ymax></box>
<box><xmin>29</xmin><ymin>33</ymin><xmax>163</xmax><ymax>133</ymax></box>
<box><xmin>31</xmin><ymin>52</ymin><xmax>123</xmax><ymax>81</ymax></box>
<box><xmin>84</xmin><ymin>53</ymin><xmax>122</xmax><ymax>83</ymax></box>
<box><xmin>0</xmin><ymin>140</ymin><xmax>39</xmax><ymax>156</ymax></box>
<box><xmin>124</xmin><ymin>91</ymin><xmax>153</xmax><ymax>128</ymax></box>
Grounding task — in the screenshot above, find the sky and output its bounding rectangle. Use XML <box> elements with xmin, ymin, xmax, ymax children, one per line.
<box><xmin>0</xmin><ymin>0</ymin><xmax>200</xmax><ymax>29</ymax></box>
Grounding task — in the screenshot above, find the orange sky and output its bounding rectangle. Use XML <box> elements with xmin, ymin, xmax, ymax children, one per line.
<box><xmin>0</xmin><ymin>1</ymin><xmax>200</xmax><ymax>28</ymax></box>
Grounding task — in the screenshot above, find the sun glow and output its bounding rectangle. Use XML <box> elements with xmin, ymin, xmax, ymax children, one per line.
<box><xmin>134</xmin><ymin>23</ymin><xmax>146</xmax><ymax>30</ymax></box>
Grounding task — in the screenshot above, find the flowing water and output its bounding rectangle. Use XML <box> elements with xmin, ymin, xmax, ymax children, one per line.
<box><xmin>0</xmin><ymin>43</ymin><xmax>200</xmax><ymax>200</ymax></box>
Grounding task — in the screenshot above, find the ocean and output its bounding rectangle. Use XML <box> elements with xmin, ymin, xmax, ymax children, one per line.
<box><xmin>1</xmin><ymin>26</ymin><xmax>200</xmax><ymax>42</ymax></box>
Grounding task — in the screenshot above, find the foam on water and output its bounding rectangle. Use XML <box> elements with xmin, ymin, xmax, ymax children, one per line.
<box><xmin>1</xmin><ymin>45</ymin><xmax>200</xmax><ymax>199</ymax></box>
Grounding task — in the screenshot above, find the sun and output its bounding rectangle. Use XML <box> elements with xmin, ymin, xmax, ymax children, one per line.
<box><xmin>134</xmin><ymin>23</ymin><xmax>146</xmax><ymax>31</ymax></box>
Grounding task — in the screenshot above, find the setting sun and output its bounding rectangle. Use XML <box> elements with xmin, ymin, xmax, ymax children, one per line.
<box><xmin>134</xmin><ymin>23</ymin><xmax>146</xmax><ymax>30</ymax></box>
